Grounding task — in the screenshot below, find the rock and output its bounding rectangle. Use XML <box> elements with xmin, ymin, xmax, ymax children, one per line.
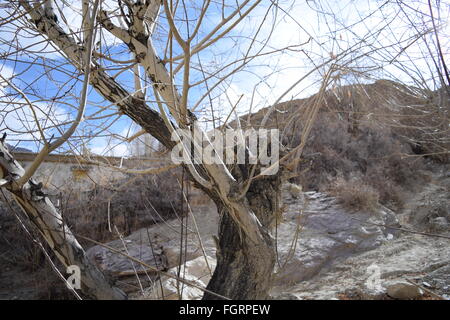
<box><xmin>386</xmin><ymin>282</ymin><xmax>423</xmax><ymax>299</ymax></box>
<box><xmin>331</xmin><ymin>286</ymin><xmax>388</xmax><ymax>300</ymax></box>
<box><xmin>429</xmin><ymin>217</ymin><xmax>449</xmax><ymax>232</ymax></box>
<box><xmin>87</xmin><ymin>241</ymin><xmax>165</xmax><ymax>275</ymax></box>
<box><xmin>269</xmin><ymin>292</ymin><xmax>301</xmax><ymax>300</ymax></box>
<box><xmin>141</xmin><ymin>256</ymin><xmax>216</xmax><ymax>300</ymax></box>
<box><xmin>422</xmin><ymin>264</ymin><xmax>450</xmax><ymax>296</ymax></box>
<box><xmin>274</xmin><ymin>175</ymin><xmax>450</xmax><ymax>300</ymax></box>
<box><xmin>86</xmin><ymin>205</ymin><xmax>218</xmax><ymax>276</ymax></box>
<box><xmin>408</xmin><ymin>189</ymin><xmax>449</xmax><ymax>231</ymax></box>
<box><xmin>273</xmin><ymin>189</ymin><xmax>401</xmax><ymax>286</ymax></box>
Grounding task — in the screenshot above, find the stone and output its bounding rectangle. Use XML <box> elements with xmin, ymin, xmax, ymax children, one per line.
<box><xmin>408</xmin><ymin>190</ymin><xmax>449</xmax><ymax>231</ymax></box>
<box><xmin>86</xmin><ymin>205</ymin><xmax>218</xmax><ymax>275</ymax></box>
<box><xmin>141</xmin><ymin>256</ymin><xmax>216</xmax><ymax>300</ymax></box>
<box><xmin>422</xmin><ymin>264</ymin><xmax>450</xmax><ymax>296</ymax></box>
<box><xmin>273</xmin><ymin>190</ymin><xmax>401</xmax><ymax>286</ymax></box>
<box><xmin>386</xmin><ymin>282</ymin><xmax>423</xmax><ymax>299</ymax></box>
<box><xmin>429</xmin><ymin>217</ymin><xmax>449</xmax><ymax>232</ymax></box>
<box><xmin>269</xmin><ymin>292</ymin><xmax>301</xmax><ymax>300</ymax></box>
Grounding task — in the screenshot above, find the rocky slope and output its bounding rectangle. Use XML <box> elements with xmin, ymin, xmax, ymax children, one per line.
<box><xmin>277</xmin><ymin>169</ymin><xmax>449</xmax><ymax>300</ymax></box>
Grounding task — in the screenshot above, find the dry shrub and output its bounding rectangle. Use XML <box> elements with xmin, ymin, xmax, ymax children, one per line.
<box><xmin>60</xmin><ymin>168</ymin><xmax>186</xmax><ymax>245</ymax></box>
<box><xmin>0</xmin><ymin>201</ymin><xmax>77</xmax><ymax>299</ymax></box>
<box><xmin>0</xmin><ymin>203</ymin><xmax>46</xmax><ymax>272</ymax></box>
<box><xmin>231</xmin><ymin>80</ymin><xmax>445</xmax><ymax>212</ymax></box>
<box><xmin>233</xmin><ymin>80</ymin><xmax>445</xmax><ymax>213</ymax></box>
<box><xmin>290</xmin><ymin>112</ymin><xmax>423</xmax><ymax>210</ymax></box>
<box><xmin>392</xmin><ymin>87</ymin><xmax>449</xmax><ymax>163</ymax></box>
<box><xmin>269</xmin><ymin>80</ymin><xmax>447</xmax><ymax>211</ymax></box>
<box><xmin>329</xmin><ymin>177</ymin><xmax>380</xmax><ymax>212</ymax></box>
<box><xmin>368</xmin><ymin>177</ymin><xmax>405</xmax><ymax>210</ymax></box>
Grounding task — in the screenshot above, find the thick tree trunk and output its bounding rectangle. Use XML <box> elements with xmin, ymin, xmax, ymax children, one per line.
<box><xmin>203</xmin><ymin>174</ymin><xmax>282</xmax><ymax>300</ymax></box>
<box><xmin>0</xmin><ymin>141</ymin><xmax>126</xmax><ymax>300</ymax></box>
<box><xmin>203</xmin><ymin>210</ymin><xmax>275</xmax><ymax>299</ymax></box>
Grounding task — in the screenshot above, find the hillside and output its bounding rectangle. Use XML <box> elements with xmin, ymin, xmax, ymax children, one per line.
<box><xmin>231</xmin><ymin>80</ymin><xmax>449</xmax><ymax>211</ymax></box>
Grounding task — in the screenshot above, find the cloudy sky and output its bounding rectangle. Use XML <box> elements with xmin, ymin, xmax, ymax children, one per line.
<box><xmin>0</xmin><ymin>0</ymin><xmax>448</xmax><ymax>156</ymax></box>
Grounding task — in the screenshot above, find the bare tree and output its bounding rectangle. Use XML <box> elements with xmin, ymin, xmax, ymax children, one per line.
<box><xmin>0</xmin><ymin>0</ymin><xmax>447</xmax><ymax>300</ymax></box>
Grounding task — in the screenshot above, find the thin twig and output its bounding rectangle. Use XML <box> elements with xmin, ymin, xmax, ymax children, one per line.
<box><xmin>350</xmin><ymin>217</ymin><xmax>450</xmax><ymax>240</ymax></box>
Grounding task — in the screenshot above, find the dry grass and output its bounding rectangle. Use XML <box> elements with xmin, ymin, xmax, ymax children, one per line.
<box><xmin>329</xmin><ymin>177</ymin><xmax>380</xmax><ymax>212</ymax></box>
<box><xmin>59</xmin><ymin>168</ymin><xmax>186</xmax><ymax>245</ymax></box>
<box><xmin>288</xmin><ymin>113</ymin><xmax>424</xmax><ymax>210</ymax></box>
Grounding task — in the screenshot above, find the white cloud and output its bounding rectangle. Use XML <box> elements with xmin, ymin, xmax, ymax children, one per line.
<box><xmin>89</xmin><ymin>136</ymin><xmax>130</xmax><ymax>157</ymax></box>
<box><xmin>0</xmin><ymin>65</ymin><xmax>14</xmax><ymax>87</ymax></box>
<box><xmin>0</xmin><ymin>0</ymin><xmax>124</xmax><ymax>60</ymax></box>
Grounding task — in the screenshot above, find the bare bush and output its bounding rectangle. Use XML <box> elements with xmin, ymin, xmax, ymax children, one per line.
<box><xmin>0</xmin><ymin>201</ymin><xmax>75</xmax><ymax>299</ymax></box>
<box><xmin>61</xmin><ymin>168</ymin><xmax>186</xmax><ymax>244</ymax></box>
<box><xmin>329</xmin><ymin>177</ymin><xmax>380</xmax><ymax>212</ymax></box>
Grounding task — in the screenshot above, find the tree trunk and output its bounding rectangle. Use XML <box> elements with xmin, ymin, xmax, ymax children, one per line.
<box><xmin>203</xmin><ymin>173</ymin><xmax>281</xmax><ymax>300</ymax></box>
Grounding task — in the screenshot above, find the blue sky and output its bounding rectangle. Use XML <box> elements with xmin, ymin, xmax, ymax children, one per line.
<box><xmin>0</xmin><ymin>0</ymin><xmax>448</xmax><ymax>156</ymax></box>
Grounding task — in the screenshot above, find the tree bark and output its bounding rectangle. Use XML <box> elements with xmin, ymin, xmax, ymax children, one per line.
<box><xmin>203</xmin><ymin>172</ymin><xmax>282</xmax><ymax>300</ymax></box>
